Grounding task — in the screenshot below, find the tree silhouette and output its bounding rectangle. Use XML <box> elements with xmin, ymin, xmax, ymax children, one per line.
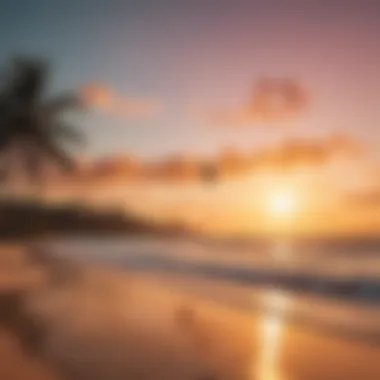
<box><xmin>0</xmin><ymin>57</ymin><xmax>83</xmax><ymax>184</ymax></box>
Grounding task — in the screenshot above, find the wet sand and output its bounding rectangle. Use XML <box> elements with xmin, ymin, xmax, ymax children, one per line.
<box><xmin>0</xmin><ymin>244</ymin><xmax>254</xmax><ymax>380</ymax></box>
<box><xmin>1</xmin><ymin>244</ymin><xmax>380</xmax><ymax>380</ymax></box>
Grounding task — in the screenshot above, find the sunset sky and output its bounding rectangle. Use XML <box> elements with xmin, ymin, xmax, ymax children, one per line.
<box><xmin>1</xmin><ymin>0</ymin><xmax>380</xmax><ymax>236</ymax></box>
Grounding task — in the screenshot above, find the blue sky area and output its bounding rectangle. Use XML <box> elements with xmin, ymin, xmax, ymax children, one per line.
<box><xmin>1</xmin><ymin>0</ymin><xmax>380</xmax><ymax>159</ymax></box>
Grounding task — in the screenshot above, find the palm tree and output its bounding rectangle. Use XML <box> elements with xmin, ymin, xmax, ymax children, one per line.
<box><xmin>0</xmin><ymin>57</ymin><xmax>83</xmax><ymax>189</ymax></box>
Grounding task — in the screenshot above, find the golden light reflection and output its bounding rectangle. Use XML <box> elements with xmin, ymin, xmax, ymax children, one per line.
<box><xmin>256</xmin><ymin>291</ymin><xmax>292</xmax><ymax>380</ymax></box>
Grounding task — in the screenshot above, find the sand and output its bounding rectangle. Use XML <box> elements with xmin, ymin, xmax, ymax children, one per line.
<box><xmin>1</xmin><ymin>243</ymin><xmax>380</xmax><ymax>380</ymax></box>
<box><xmin>0</xmin><ymin>244</ymin><xmax>254</xmax><ymax>380</ymax></box>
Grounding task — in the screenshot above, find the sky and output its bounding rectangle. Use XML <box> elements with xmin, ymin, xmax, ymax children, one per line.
<box><xmin>1</xmin><ymin>0</ymin><xmax>380</xmax><ymax>236</ymax></box>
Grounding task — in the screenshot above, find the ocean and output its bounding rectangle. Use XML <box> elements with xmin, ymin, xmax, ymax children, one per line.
<box><xmin>47</xmin><ymin>236</ymin><xmax>380</xmax><ymax>341</ymax></box>
<box><xmin>40</xmin><ymin>236</ymin><xmax>380</xmax><ymax>379</ymax></box>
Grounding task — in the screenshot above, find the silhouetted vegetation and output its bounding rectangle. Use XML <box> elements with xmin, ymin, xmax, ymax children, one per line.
<box><xmin>0</xmin><ymin>199</ymin><xmax>189</xmax><ymax>239</ymax></box>
<box><xmin>0</xmin><ymin>57</ymin><xmax>83</xmax><ymax>183</ymax></box>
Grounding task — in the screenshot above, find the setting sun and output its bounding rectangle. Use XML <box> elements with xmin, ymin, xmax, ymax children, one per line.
<box><xmin>267</xmin><ymin>190</ymin><xmax>297</xmax><ymax>218</ymax></box>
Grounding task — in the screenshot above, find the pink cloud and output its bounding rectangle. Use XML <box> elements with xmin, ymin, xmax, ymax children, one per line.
<box><xmin>211</xmin><ymin>78</ymin><xmax>309</xmax><ymax>127</ymax></box>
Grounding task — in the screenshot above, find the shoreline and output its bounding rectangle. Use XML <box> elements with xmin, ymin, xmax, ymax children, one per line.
<box><xmin>0</xmin><ymin>243</ymin><xmax>254</xmax><ymax>380</ymax></box>
<box><xmin>1</xmin><ymin>243</ymin><xmax>380</xmax><ymax>380</ymax></box>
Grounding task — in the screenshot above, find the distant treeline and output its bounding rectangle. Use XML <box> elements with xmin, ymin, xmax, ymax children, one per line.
<box><xmin>0</xmin><ymin>199</ymin><xmax>188</xmax><ymax>239</ymax></box>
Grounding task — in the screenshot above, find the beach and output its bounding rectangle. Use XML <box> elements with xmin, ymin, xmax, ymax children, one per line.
<box><xmin>0</xmin><ymin>244</ymin><xmax>254</xmax><ymax>380</ymax></box>
<box><xmin>1</xmin><ymin>243</ymin><xmax>380</xmax><ymax>380</ymax></box>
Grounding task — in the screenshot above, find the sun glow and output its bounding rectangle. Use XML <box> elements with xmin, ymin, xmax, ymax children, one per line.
<box><xmin>267</xmin><ymin>189</ymin><xmax>297</xmax><ymax>218</ymax></box>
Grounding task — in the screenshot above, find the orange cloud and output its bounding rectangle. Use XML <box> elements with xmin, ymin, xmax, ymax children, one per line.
<box><xmin>71</xmin><ymin>133</ymin><xmax>363</xmax><ymax>185</ymax></box>
<box><xmin>143</xmin><ymin>155</ymin><xmax>201</xmax><ymax>182</ymax></box>
<box><xmin>213</xmin><ymin>133</ymin><xmax>363</xmax><ymax>179</ymax></box>
<box><xmin>211</xmin><ymin>78</ymin><xmax>309</xmax><ymax>127</ymax></box>
<box><xmin>114</xmin><ymin>97</ymin><xmax>161</xmax><ymax>119</ymax></box>
<box><xmin>326</xmin><ymin>132</ymin><xmax>364</xmax><ymax>157</ymax></box>
<box><xmin>347</xmin><ymin>189</ymin><xmax>380</xmax><ymax>208</ymax></box>
<box><xmin>80</xmin><ymin>83</ymin><xmax>113</xmax><ymax>110</ymax></box>
<box><xmin>87</xmin><ymin>154</ymin><xmax>141</xmax><ymax>180</ymax></box>
<box><xmin>80</xmin><ymin>82</ymin><xmax>161</xmax><ymax>119</ymax></box>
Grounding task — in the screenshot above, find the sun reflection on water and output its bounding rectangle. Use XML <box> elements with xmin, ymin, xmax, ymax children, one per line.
<box><xmin>257</xmin><ymin>290</ymin><xmax>291</xmax><ymax>380</ymax></box>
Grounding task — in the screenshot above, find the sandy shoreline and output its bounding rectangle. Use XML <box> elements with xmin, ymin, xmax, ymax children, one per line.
<box><xmin>0</xmin><ymin>244</ymin><xmax>254</xmax><ymax>380</ymax></box>
<box><xmin>1</xmin><ymin>243</ymin><xmax>380</xmax><ymax>380</ymax></box>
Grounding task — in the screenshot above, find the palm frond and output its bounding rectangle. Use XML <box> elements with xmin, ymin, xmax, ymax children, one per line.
<box><xmin>53</xmin><ymin>122</ymin><xmax>84</xmax><ymax>146</ymax></box>
<box><xmin>0</xmin><ymin>56</ymin><xmax>83</xmax><ymax>183</ymax></box>
<box><xmin>9</xmin><ymin>57</ymin><xmax>49</xmax><ymax>103</ymax></box>
<box><xmin>36</xmin><ymin>133</ymin><xmax>75</xmax><ymax>172</ymax></box>
<box><xmin>24</xmin><ymin>142</ymin><xmax>43</xmax><ymax>182</ymax></box>
<box><xmin>44</xmin><ymin>93</ymin><xmax>82</xmax><ymax>115</ymax></box>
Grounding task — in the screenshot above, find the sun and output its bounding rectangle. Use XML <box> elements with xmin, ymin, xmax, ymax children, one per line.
<box><xmin>267</xmin><ymin>190</ymin><xmax>297</xmax><ymax>218</ymax></box>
